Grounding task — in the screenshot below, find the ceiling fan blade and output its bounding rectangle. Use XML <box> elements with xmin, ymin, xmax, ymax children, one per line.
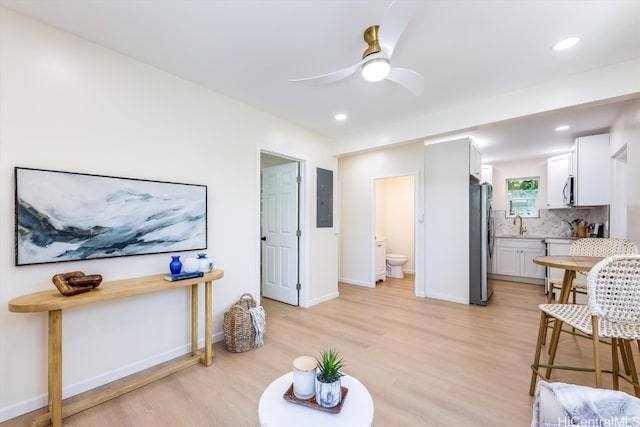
<box><xmin>378</xmin><ymin>0</ymin><xmax>418</xmax><ymax>58</ymax></box>
<box><xmin>288</xmin><ymin>61</ymin><xmax>363</xmax><ymax>85</ymax></box>
<box><xmin>386</xmin><ymin>67</ymin><xmax>424</xmax><ymax>96</ymax></box>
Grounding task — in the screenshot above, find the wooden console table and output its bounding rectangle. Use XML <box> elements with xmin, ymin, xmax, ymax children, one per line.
<box><xmin>8</xmin><ymin>269</ymin><xmax>224</xmax><ymax>427</ymax></box>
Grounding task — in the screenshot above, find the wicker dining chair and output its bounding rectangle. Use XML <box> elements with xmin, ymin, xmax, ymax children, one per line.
<box><xmin>543</xmin><ymin>238</ymin><xmax>639</xmax><ymax>347</ymax></box>
<box><xmin>547</xmin><ymin>238</ymin><xmax>639</xmax><ymax>304</ymax></box>
<box><xmin>530</xmin><ymin>254</ymin><xmax>640</xmax><ymax>397</ymax></box>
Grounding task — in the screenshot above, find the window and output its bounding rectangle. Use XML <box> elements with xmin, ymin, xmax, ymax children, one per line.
<box><xmin>506</xmin><ymin>177</ymin><xmax>539</xmax><ymax>217</ymax></box>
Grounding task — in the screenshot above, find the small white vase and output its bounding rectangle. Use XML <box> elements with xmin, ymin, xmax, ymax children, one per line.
<box><xmin>315</xmin><ymin>376</ymin><xmax>342</xmax><ymax>408</ymax></box>
<box><xmin>182</xmin><ymin>257</ymin><xmax>200</xmax><ymax>273</ymax></box>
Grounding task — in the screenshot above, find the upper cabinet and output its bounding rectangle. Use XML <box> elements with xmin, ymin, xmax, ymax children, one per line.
<box><xmin>481</xmin><ymin>165</ymin><xmax>493</xmax><ymax>185</ymax></box>
<box><xmin>546</xmin><ymin>133</ymin><xmax>610</xmax><ymax>208</ymax></box>
<box><xmin>571</xmin><ymin>133</ymin><xmax>610</xmax><ymax>206</ymax></box>
<box><xmin>469</xmin><ymin>141</ymin><xmax>481</xmax><ymax>180</ymax></box>
<box><xmin>546</xmin><ymin>153</ymin><xmax>571</xmax><ymax>208</ymax></box>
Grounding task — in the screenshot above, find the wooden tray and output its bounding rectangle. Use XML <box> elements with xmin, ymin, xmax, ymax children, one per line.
<box><xmin>282</xmin><ymin>383</ymin><xmax>349</xmax><ymax>414</ymax></box>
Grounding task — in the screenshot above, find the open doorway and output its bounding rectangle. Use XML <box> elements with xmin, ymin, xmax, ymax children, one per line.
<box><xmin>373</xmin><ymin>174</ymin><xmax>416</xmax><ymax>291</ymax></box>
<box><xmin>260</xmin><ymin>152</ymin><xmax>304</xmax><ymax>306</ymax></box>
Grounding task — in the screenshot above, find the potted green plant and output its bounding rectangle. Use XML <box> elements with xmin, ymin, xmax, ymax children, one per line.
<box><xmin>315</xmin><ymin>348</ymin><xmax>345</xmax><ymax>408</ymax></box>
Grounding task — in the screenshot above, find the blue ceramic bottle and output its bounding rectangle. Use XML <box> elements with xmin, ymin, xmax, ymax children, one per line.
<box><xmin>169</xmin><ymin>256</ymin><xmax>182</xmax><ymax>274</ymax></box>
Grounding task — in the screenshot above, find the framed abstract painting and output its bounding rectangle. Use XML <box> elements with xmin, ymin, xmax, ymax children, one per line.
<box><xmin>15</xmin><ymin>167</ymin><xmax>207</xmax><ymax>266</ymax></box>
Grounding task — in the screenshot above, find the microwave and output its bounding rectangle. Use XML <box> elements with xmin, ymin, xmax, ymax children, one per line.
<box><xmin>563</xmin><ymin>175</ymin><xmax>575</xmax><ymax>206</ymax></box>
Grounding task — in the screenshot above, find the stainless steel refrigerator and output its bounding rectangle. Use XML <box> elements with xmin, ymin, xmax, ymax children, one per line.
<box><xmin>469</xmin><ymin>178</ymin><xmax>495</xmax><ymax>305</ymax></box>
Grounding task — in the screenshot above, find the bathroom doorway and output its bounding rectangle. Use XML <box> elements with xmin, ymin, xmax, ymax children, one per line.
<box><xmin>374</xmin><ymin>174</ymin><xmax>416</xmax><ymax>289</ymax></box>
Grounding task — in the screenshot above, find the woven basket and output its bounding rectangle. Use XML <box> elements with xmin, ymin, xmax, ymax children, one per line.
<box><xmin>223</xmin><ymin>293</ymin><xmax>257</xmax><ymax>353</ymax></box>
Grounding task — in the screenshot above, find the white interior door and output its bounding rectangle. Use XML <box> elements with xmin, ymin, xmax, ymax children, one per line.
<box><xmin>261</xmin><ymin>162</ymin><xmax>299</xmax><ymax>305</ymax></box>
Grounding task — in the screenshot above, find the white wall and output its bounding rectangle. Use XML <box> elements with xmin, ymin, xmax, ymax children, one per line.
<box><xmin>609</xmin><ymin>98</ymin><xmax>640</xmax><ymax>245</ymax></box>
<box><xmin>0</xmin><ymin>7</ymin><xmax>337</xmax><ymax>421</ymax></box>
<box><xmin>424</xmin><ymin>139</ymin><xmax>470</xmax><ymax>303</ymax></box>
<box><xmin>375</xmin><ymin>180</ymin><xmax>388</xmax><ymax>241</ymax></box>
<box><xmin>338</xmin><ymin>142</ymin><xmax>423</xmax><ymax>289</ymax></box>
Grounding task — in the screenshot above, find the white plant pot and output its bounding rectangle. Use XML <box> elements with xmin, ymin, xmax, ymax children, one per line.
<box><xmin>315</xmin><ymin>376</ymin><xmax>342</xmax><ymax>408</ymax></box>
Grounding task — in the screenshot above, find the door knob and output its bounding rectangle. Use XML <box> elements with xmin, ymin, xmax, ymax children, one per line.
<box><xmin>261</xmin><ymin>236</ymin><xmax>266</xmax><ymax>241</ymax></box>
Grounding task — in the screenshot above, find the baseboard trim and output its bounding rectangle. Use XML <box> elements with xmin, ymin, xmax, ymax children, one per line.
<box><xmin>0</xmin><ymin>335</ymin><xmax>224</xmax><ymax>423</ymax></box>
<box><xmin>339</xmin><ymin>277</ymin><xmax>374</xmax><ymax>288</ymax></box>
<box><xmin>425</xmin><ymin>292</ymin><xmax>468</xmax><ymax>305</ymax></box>
<box><xmin>308</xmin><ymin>291</ymin><xmax>339</xmax><ymax>307</ymax></box>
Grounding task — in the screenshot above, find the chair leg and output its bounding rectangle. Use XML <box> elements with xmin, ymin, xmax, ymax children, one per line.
<box><xmin>546</xmin><ymin>285</ymin><xmax>555</xmax><ymax>303</ymax></box>
<box><xmin>541</xmin><ymin>286</ymin><xmax>557</xmax><ymax>347</ymax></box>
<box><xmin>619</xmin><ymin>341</ymin><xmax>632</xmax><ymax>375</ymax></box>
<box><xmin>530</xmin><ymin>310</ymin><xmax>549</xmax><ymax>396</ymax></box>
<box><xmin>623</xmin><ymin>340</ymin><xmax>640</xmax><ymax>397</ymax></box>
<box><xmin>542</xmin><ymin>319</ymin><xmax>549</xmax><ymax>347</ymax></box>
<box><xmin>570</xmin><ymin>289</ymin><xmax>578</xmax><ymax>335</ymax></box>
<box><xmin>545</xmin><ymin>314</ymin><xmax>566</xmax><ymax>379</ymax></box>
<box><xmin>592</xmin><ymin>316</ymin><xmax>603</xmax><ymax>388</ymax></box>
<box><xmin>612</xmin><ymin>338</ymin><xmax>620</xmax><ymax>390</ymax></box>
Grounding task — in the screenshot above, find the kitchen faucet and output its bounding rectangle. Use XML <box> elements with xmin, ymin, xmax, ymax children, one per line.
<box><xmin>513</xmin><ymin>215</ymin><xmax>527</xmax><ymax>235</ymax></box>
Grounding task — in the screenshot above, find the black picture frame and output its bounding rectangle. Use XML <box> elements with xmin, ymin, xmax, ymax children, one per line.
<box><xmin>15</xmin><ymin>167</ymin><xmax>207</xmax><ymax>266</ymax></box>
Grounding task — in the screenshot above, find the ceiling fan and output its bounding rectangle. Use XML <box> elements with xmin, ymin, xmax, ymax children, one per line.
<box><xmin>288</xmin><ymin>1</ymin><xmax>424</xmax><ymax>96</ymax></box>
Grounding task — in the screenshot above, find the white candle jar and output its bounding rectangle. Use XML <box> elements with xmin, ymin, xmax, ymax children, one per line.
<box><xmin>292</xmin><ymin>356</ymin><xmax>317</xmax><ymax>399</ymax></box>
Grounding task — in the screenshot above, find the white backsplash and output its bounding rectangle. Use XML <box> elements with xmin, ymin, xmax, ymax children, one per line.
<box><xmin>494</xmin><ymin>206</ymin><xmax>609</xmax><ymax>238</ymax></box>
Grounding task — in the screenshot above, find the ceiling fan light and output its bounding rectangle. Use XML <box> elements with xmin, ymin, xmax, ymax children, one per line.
<box><xmin>361</xmin><ymin>58</ymin><xmax>391</xmax><ymax>82</ymax></box>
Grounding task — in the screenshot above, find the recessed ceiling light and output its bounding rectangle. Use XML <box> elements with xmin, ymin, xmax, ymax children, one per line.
<box><xmin>552</xmin><ymin>37</ymin><xmax>580</xmax><ymax>51</ymax></box>
<box><xmin>335</xmin><ymin>114</ymin><xmax>347</xmax><ymax>121</ymax></box>
<box><xmin>555</xmin><ymin>125</ymin><xmax>570</xmax><ymax>131</ymax></box>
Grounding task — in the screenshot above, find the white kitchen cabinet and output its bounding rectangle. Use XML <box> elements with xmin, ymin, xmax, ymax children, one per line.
<box><xmin>375</xmin><ymin>239</ymin><xmax>386</xmax><ymax>282</ymax></box>
<box><xmin>546</xmin><ymin>153</ymin><xmax>571</xmax><ymax>208</ymax></box>
<box><xmin>495</xmin><ymin>237</ymin><xmax>546</xmax><ymax>280</ymax></box>
<box><xmin>571</xmin><ymin>133</ymin><xmax>610</xmax><ymax>206</ymax></box>
<box><xmin>469</xmin><ymin>141</ymin><xmax>481</xmax><ymax>180</ymax></box>
<box><xmin>481</xmin><ymin>164</ymin><xmax>493</xmax><ymax>185</ymax></box>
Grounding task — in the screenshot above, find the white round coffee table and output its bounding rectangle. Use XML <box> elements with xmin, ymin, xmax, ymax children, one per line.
<box><xmin>258</xmin><ymin>372</ymin><xmax>374</xmax><ymax>427</ymax></box>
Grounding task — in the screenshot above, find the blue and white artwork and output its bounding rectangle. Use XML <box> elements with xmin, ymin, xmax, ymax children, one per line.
<box><xmin>15</xmin><ymin>167</ymin><xmax>207</xmax><ymax>265</ymax></box>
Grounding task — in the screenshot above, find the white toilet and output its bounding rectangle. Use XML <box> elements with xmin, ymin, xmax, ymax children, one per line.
<box><xmin>386</xmin><ymin>254</ymin><xmax>408</xmax><ymax>279</ymax></box>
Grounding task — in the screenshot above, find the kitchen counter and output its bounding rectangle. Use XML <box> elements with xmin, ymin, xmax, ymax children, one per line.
<box><xmin>496</xmin><ymin>235</ymin><xmax>577</xmax><ymax>241</ymax></box>
<box><xmin>496</xmin><ymin>234</ymin><xmax>546</xmax><ymax>240</ymax></box>
<box><xmin>544</xmin><ymin>237</ymin><xmax>579</xmax><ymax>243</ymax></box>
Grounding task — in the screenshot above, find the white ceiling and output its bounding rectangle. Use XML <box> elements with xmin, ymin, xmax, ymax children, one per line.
<box><xmin>2</xmin><ymin>0</ymin><xmax>639</xmax><ymax>162</ymax></box>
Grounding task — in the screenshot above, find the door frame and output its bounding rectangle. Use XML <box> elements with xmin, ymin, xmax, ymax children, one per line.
<box><xmin>257</xmin><ymin>146</ymin><xmax>308</xmax><ymax>307</ymax></box>
<box><xmin>611</xmin><ymin>145</ymin><xmax>628</xmax><ymax>238</ymax></box>
<box><xmin>371</xmin><ymin>172</ymin><xmax>421</xmax><ymax>296</ymax></box>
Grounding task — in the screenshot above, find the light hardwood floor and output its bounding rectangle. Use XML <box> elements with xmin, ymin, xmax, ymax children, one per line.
<box><xmin>3</xmin><ymin>277</ymin><xmax>637</xmax><ymax>426</ymax></box>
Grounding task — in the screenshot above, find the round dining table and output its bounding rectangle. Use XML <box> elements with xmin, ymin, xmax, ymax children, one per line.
<box><xmin>532</xmin><ymin>255</ymin><xmax>604</xmax><ymax>304</ymax></box>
